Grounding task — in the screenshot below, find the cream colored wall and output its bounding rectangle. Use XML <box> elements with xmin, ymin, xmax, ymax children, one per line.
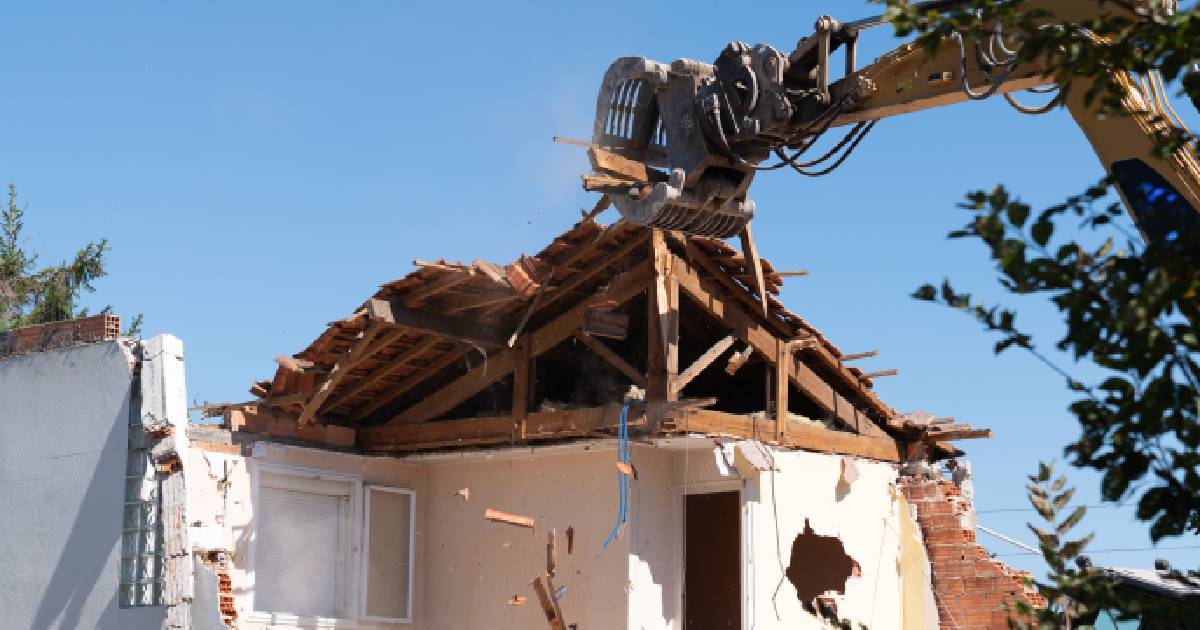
<box><xmin>746</xmin><ymin>448</ymin><xmax>906</xmax><ymax>629</ymax></box>
<box><xmin>186</xmin><ymin>441</ymin><xmax>427</xmax><ymax>630</ymax></box>
<box><xmin>419</xmin><ymin>445</ymin><xmax>630</xmax><ymax>629</ymax></box>
<box><xmin>627</xmin><ymin>440</ymin><xmax>921</xmax><ymax>630</ymax></box>
<box><xmin>184</xmin><ymin>437</ymin><xmax>931</xmax><ymax>630</ymax></box>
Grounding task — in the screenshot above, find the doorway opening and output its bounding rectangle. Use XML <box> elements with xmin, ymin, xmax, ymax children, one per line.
<box><xmin>684</xmin><ymin>490</ymin><xmax>741</xmax><ymax>629</ymax></box>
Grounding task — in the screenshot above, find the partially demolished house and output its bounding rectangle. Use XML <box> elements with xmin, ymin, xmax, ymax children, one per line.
<box><xmin>187</xmin><ymin>218</ymin><xmax>1042</xmax><ymax>630</ymax></box>
<box><xmin>0</xmin><ymin>219</ymin><xmax>1045</xmax><ymax>630</ymax></box>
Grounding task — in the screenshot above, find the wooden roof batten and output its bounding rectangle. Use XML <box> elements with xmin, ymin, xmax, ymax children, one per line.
<box><xmin>225</xmin><ymin>210</ymin><xmax>992</xmax><ymax>461</ymax></box>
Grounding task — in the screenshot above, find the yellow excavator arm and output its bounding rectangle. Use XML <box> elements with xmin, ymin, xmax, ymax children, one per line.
<box><xmin>587</xmin><ymin>0</ymin><xmax>1200</xmax><ymax>246</ymax></box>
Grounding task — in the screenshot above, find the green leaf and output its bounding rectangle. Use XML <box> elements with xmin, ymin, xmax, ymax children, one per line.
<box><xmin>1057</xmin><ymin>506</ymin><xmax>1087</xmax><ymax>537</ymax></box>
<box><xmin>1031</xmin><ymin>219</ymin><xmax>1053</xmax><ymax>247</ymax></box>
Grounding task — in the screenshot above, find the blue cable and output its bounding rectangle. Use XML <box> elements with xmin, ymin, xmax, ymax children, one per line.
<box><xmin>602</xmin><ymin>401</ymin><xmax>632</xmax><ymax>549</ymax></box>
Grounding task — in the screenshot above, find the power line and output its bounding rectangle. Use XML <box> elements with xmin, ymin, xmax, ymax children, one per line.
<box><xmin>994</xmin><ymin>545</ymin><xmax>1200</xmax><ymax>558</ymax></box>
<box><xmin>977</xmin><ymin>504</ymin><xmax>1123</xmax><ymax>514</ymax></box>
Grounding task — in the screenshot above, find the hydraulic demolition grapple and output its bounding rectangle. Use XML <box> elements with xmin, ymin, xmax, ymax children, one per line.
<box><xmin>585</xmin><ymin>0</ymin><xmax>1200</xmax><ymax>245</ymax></box>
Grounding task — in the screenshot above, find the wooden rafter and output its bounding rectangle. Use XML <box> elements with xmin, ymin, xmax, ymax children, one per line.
<box><xmin>368</xmin><ymin>298</ymin><xmax>506</xmax><ymax>347</ymax></box>
<box><xmin>574</xmin><ymin>331</ymin><xmax>647</xmax><ymax>388</ymax></box>
<box><xmin>738</xmin><ymin>225</ymin><xmax>769</xmax><ymax>318</ymax></box>
<box><xmin>533</xmin><ymin>230</ymin><xmax>650</xmax><ymax>315</ymax></box>
<box><xmin>386</xmin><ymin>262</ymin><xmax>654</xmax><ymax>425</ymax></box>
<box><xmin>672</xmin><ymin>334</ymin><xmax>734</xmax><ymax>397</ymax></box>
<box><xmin>350</xmin><ymin>346</ymin><xmax>469</xmax><ymax>420</ymax></box>
<box><xmin>298</xmin><ymin>324</ymin><xmax>384</xmax><ymax>426</ymax></box>
<box><xmin>399</xmin><ymin>269</ymin><xmax>474</xmax><ymax>307</ymax></box>
<box><xmin>323</xmin><ymin>335</ymin><xmax>440</xmax><ymax>412</ymax></box>
<box><xmin>669</xmin><ymin>253</ymin><xmax>890</xmax><ymax>438</ymax></box>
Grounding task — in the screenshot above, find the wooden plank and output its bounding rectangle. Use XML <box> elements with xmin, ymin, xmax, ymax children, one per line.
<box><xmin>400</xmin><ymin>269</ymin><xmax>474</xmax><ymax>307</ymax></box>
<box><xmin>360</xmin><ymin>406</ymin><xmax>630</xmax><ymax>451</ymax></box>
<box><xmin>575</xmin><ymin>332</ymin><xmax>647</xmax><ymax>388</ymax></box>
<box><xmin>840</xmin><ymin>350</ymin><xmax>879</xmax><ymax>362</ymax></box>
<box><xmin>513</xmin><ymin>333</ymin><xmax>531</xmax><ymax>441</ymax></box>
<box><xmin>324</xmin><ymin>335</ymin><xmax>439</xmax><ymax>412</ymax></box>
<box><xmin>389</xmin><ymin>349</ymin><xmax>519</xmax><ymax>424</ymax></box>
<box><xmin>350</xmin><ymin>346</ymin><xmax>468</xmax><ymax>420</ymax></box>
<box><xmin>923</xmin><ymin>428</ymin><xmax>992</xmax><ymax>441</ymax></box>
<box><xmin>672</xmin><ymin>409</ymin><xmax>902</xmax><ymax>462</ymax></box>
<box><xmin>535</xmin><ymin>230</ymin><xmax>650</xmax><ymax>315</ymax></box>
<box><xmin>775</xmin><ymin>340</ymin><xmax>789</xmax><ymax>443</ymax></box>
<box><xmin>531</xmin><ymin>575</ymin><xmax>566</xmax><ymax>630</ymax></box>
<box><xmin>368</xmin><ymin>298</ymin><xmax>506</xmax><ymax>347</ymax></box>
<box><xmin>862</xmin><ymin>369</ymin><xmax>899</xmax><ymax>379</ymax></box>
<box><xmin>672</xmin><ymin>334</ymin><xmax>735</xmax><ymax>396</ymax></box>
<box><xmin>739</xmin><ymin>225</ymin><xmax>769</xmax><ymax>318</ymax></box>
<box><xmin>387</xmin><ymin>264</ymin><xmax>653</xmax><ymax>425</ymax></box>
<box><xmin>588</xmin><ymin>145</ymin><xmax>651</xmax><ymax>181</ymax></box>
<box><xmin>298</xmin><ymin>324</ymin><xmax>383</xmax><ymax>426</ymax></box>
<box><xmin>485</xmin><ymin>508</ymin><xmax>535</xmax><ymax>529</ymax></box>
<box><xmin>670</xmin><ymin>254</ymin><xmax>888</xmax><ymax>438</ymax></box>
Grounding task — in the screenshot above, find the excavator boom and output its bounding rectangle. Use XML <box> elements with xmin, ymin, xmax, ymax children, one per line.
<box><xmin>587</xmin><ymin>0</ymin><xmax>1199</xmax><ymax>245</ymax></box>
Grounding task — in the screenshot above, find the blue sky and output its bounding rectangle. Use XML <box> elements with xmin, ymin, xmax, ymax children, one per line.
<box><xmin>2</xmin><ymin>1</ymin><xmax>1197</xmax><ymax>577</ymax></box>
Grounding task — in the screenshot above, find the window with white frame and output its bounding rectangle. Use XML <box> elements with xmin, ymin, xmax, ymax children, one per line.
<box><xmin>363</xmin><ymin>486</ymin><xmax>414</xmax><ymax>622</ymax></box>
<box><xmin>251</xmin><ymin>465</ymin><xmax>415</xmax><ymax>624</ymax></box>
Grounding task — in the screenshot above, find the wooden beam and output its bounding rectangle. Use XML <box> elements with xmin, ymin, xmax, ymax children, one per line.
<box><xmin>678</xmin><ymin>235</ymin><xmax>896</xmax><ymax>425</ymax></box>
<box><xmin>513</xmin><ymin>333</ymin><xmax>531</xmax><ymax>441</ymax></box>
<box><xmin>387</xmin><ymin>264</ymin><xmax>654</xmax><ymax>425</ymax></box>
<box><xmin>360</xmin><ymin>405</ymin><xmax>631</xmax><ymax>451</ymax></box>
<box><xmin>368</xmin><ymin>298</ymin><xmax>506</xmax><ymax>347</ymax></box>
<box><xmin>298</xmin><ymin>324</ymin><xmax>383</xmax><ymax>426</ymax></box>
<box><xmin>775</xmin><ymin>340</ymin><xmax>789</xmax><ymax>442</ymax></box>
<box><xmin>350</xmin><ymin>346</ymin><xmax>468</xmax><ymax>420</ymax></box>
<box><xmin>840</xmin><ymin>350</ymin><xmax>879</xmax><ymax>362</ymax></box>
<box><xmin>588</xmin><ymin>145</ymin><xmax>652</xmax><ymax>181</ymax></box>
<box><xmin>670</xmin><ymin>254</ymin><xmax>889</xmax><ymax>438</ymax></box>
<box><xmin>389</xmin><ymin>349</ymin><xmax>518</xmax><ymax>424</ymax></box>
<box><xmin>738</xmin><ymin>225</ymin><xmax>769</xmax><ymax>318</ymax></box>
<box><xmin>923</xmin><ymin>428</ymin><xmax>993</xmax><ymax>441</ymax></box>
<box><xmin>862</xmin><ymin>369</ymin><xmax>899</xmax><ymax>379</ymax></box>
<box><xmin>672</xmin><ymin>334</ymin><xmax>734</xmax><ymax>397</ymax></box>
<box><xmin>647</xmin><ymin>231</ymin><xmax>679</xmax><ymax>410</ymax></box>
<box><xmin>671</xmin><ymin>409</ymin><xmax>903</xmax><ymax>462</ymax></box>
<box><xmin>324</xmin><ymin>335</ymin><xmax>440</xmax><ymax>412</ymax></box>
<box><xmin>575</xmin><ymin>332</ymin><xmax>648</xmax><ymax>388</ymax></box>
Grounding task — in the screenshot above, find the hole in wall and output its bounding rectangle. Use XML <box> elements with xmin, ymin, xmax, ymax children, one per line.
<box><xmin>784</xmin><ymin>518</ymin><xmax>856</xmax><ymax>603</ymax></box>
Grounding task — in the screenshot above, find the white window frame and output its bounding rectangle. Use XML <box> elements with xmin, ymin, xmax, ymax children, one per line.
<box><xmin>359</xmin><ymin>484</ymin><xmax>416</xmax><ymax>624</ymax></box>
<box><xmin>247</xmin><ymin>462</ymin><xmax>417</xmax><ymax>627</ymax></box>
<box><xmin>248</xmin><ymin>462</ymin><xmax>363</xmax><ymax>628</ymax></box>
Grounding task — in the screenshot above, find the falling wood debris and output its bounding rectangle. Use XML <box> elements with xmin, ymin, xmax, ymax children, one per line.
<box><xmin>485</xmin><ymin>508</ymin><xmax>535</xmax><ymax>529</ymax></box>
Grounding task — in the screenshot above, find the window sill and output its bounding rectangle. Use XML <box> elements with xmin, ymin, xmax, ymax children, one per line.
<box><xmin>244</xmin><ymin>611</ymin><xmax>358</xmax><ymax>628</ymax></box>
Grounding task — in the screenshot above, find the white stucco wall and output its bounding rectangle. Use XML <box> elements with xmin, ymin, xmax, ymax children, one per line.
<box><xmin>194</xmin><ymin>436</ymin><xmax>928</xmax><ymax>630</ymax></box>
<box><xmin>0</xmin><ymin>340</ymin><xmax>166</xmax><ymax>630</ymax></box>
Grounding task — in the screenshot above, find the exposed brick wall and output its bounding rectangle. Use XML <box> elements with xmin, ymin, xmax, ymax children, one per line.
<box><xmin>0</xmin><ymin>313</ymin><xmax>120</xmax><ymax>358</ymax></box>
<box><xmin>899</xmin><ymin>475</ymin><xmax>1046</xmax><ymax>629</ymax></box>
